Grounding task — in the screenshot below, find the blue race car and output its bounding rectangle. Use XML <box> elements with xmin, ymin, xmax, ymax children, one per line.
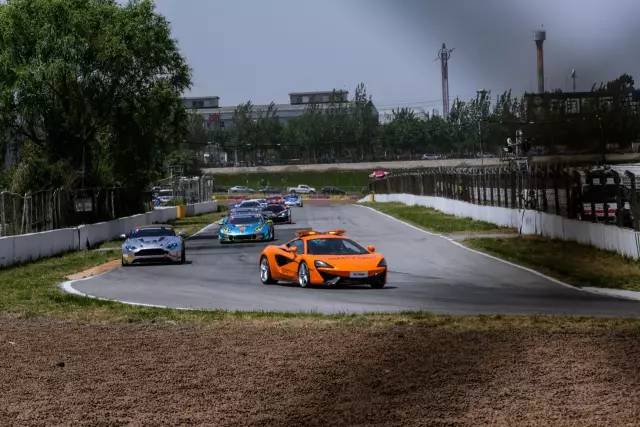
<box><xmin>283</xmin><ymin>194</ymin><xmax>303</xmax><ymax>207</ymax></box>
<box><xmin>218</xmin><ymin>214</ymin><xmax>274</xmax><ymax>243</ymax></box>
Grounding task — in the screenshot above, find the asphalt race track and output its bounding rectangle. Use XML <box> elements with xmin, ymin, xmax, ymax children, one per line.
<box><xmin>70</xmin><ymin>202</ymin><xmax>640</xmax><ymax>316</ymax></box>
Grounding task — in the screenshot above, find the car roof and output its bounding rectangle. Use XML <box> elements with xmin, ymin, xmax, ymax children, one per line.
<box><xmin>300</xmin><ymin>234</ymin><xmax>345</xmax><ymax>240</ymax></box>
<box><xmin>137</xmin><ymin>224</ymin><xmax>173</xmax><ymax>229</ymax></box>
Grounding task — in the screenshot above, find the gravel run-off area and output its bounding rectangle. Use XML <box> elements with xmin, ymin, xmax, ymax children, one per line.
<box><xmin>2</xmin><ymin>317</ymin><xmax>640</xmax><ymax>426</ymax></box>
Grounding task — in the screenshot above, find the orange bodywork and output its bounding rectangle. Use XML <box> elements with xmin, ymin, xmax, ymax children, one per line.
<box><xmin>259</xmin><ymin>230</ymin><xmax>387</xmax><ymax>286</ymax></box>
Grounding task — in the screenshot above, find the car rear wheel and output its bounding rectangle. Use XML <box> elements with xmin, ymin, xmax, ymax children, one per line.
<box><xmin>298</xmin><ymin>262</ymin><xmax>310</xmax><ymax>288</ymax></box>
<box><xmin>260</xmin><ymin>256</ymin><xmax>276</xmax><ymax>284</ymax></box>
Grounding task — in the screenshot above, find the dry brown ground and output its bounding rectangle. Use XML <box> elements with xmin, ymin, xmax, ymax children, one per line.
<box><xmin>1</xmin><ymin>317</ymin><xmax>640</xmax><ymax>426</ymax></box>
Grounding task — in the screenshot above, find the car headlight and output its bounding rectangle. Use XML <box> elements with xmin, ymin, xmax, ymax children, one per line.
<box><xmin>166</xmin><ymin>242</ymin><xmax>179</xmax><ymax>250</ymax></box>
<box><xmin>278</xmin><ymin>211</ymin><xmax>288</xmax><ymax>216</ymax></box>
<box><xmin>124</xmin><ymin>245</ymin><xmax>137</xmax><ymax>252</ymax></box>
<box><xmin>377</xmin><ymin>258</ymin><xmax>387</xmax><ymax>267</ymax></box>
<box><xmin>314</xmin><ymin>260</ymin><xmax>334</xmax><ymax>268</ymax></box>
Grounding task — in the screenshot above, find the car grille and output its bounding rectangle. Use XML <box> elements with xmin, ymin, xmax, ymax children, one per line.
<box><xmin>319</xmin><ymin>271</ymin><xmax>384</xmax><ymax>285</ymax></box>
<box><xmin>136</xmin><ymin>249</ymin><xmax>168</xmax><ymax>256</ymax></box>
<box><xmin>230</xmin><ymin>234</ymin><xmax>256</xmax><ymax>241</ymax></box>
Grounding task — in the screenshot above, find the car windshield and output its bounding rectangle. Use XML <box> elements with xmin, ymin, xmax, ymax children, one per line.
<box><xmin>232</xmin><ymin>208</ymin><xmax>259</xmax><ymax>214</ymax></box>
<box><xmin>306</xmin><ymin>238</ymin><xmax>368</xmax><ymax>255</ymax></box>
<box><xmin>129</xmin><ymin>228</ymin><xmax>175</xmax><ymax>238</ymax></box>
<box><xmin>264</xmin><ymin>205</ymin><xmax>285</xmax><ymax>213</ymax></box>
<box><xmin>239</xmin><ymin>201</ymin><xmax>259</xmax><ymax>208</ymax></box>
<box><xmin>229</xmin><ymin>216</ymin><xmax>262</xmax><ymax>225</ymax></box>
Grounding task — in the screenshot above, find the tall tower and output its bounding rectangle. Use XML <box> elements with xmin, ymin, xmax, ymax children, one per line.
<box><xmin>534</xmin><ymin>28</ymin><xmax>546</xmax><ymax>93</ymax></box>
<box><xmin>438</xmin><ymin>43</ymin><xmax>454</xmax><ymax>119</ymax></box>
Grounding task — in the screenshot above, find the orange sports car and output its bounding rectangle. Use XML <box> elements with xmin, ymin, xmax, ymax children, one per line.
<box><xmin>258</xmin><ymin>230</ymin><xmax>387</xmax><ymax>288</ymax></box>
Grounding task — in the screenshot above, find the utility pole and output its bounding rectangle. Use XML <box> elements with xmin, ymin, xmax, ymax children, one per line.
<box><xmin>437</xmin><ymin>43</ymin><xmax>454</xmax><ymax>119</ymax></box>
<box><xmin>476</xmin><ymin>90</ymin><xmax>488</xmax><ymax>164</ymax></box>
<box><xmin>571</xmin><ymin>68</ymin><xmax>577</xmax><ymax>92</ymax></box>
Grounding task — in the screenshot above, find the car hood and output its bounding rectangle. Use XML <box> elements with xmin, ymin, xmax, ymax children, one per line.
<box><xmin>222</xmin><ymin>222</ymin><xmax>265</xmax><ymax>233</ymax></box>
<box><xmin>124</xmin><ymin>236</ymin><xmax>181</xmax><ymax>249</ymax></box>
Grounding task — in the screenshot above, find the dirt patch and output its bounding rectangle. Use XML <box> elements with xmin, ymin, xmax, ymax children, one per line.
<box><xmin>66</xmin><ymin>259</ymin><xmax>120</xmax><ymax>281</ymax></box>
<box><xmin>1</xmin><ymin>318</ymin><xmax>639</xmax><ymax>426</ymax></box>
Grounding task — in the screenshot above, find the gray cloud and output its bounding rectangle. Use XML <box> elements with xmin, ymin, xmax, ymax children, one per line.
<box><xmin>155</xmin><ymin>0</ymin><xmax>640</xmax><ymax>111</ymax></box>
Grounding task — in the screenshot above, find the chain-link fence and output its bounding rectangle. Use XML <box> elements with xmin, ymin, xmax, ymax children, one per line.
<box><xmin>369</xmin><ymin>163</ymin><xmax>640</xmax><ymax>230</ymax></box>
<box><xmin>0</xmin><ymin>187</ymin><xmax>151</xmax><ymax>237</ymax></box>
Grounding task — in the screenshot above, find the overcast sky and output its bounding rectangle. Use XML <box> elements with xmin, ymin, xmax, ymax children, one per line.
<box><xmin>154</xmin><ymin>0</ymin><xmax>640</xmax><ymax>112</ymax></box>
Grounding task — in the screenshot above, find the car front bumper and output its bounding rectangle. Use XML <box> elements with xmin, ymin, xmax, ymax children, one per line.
<box><xmin>310</xmin><ymin>267</ymin><xmax>387</xmax><ymax>285</ymax></box>
<box><xmin>219</xmin><ymin>230</ymin><xmax>271</xmax><ymax>243</ymax></box>
<box><xmin>122</xmin><ymin>249</ymin><xmax>182</xmax><ymax>265</ymax></box>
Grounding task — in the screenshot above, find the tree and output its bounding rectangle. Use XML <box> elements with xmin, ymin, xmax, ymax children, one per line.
<box><xmin>0</xmin><ymin>0</ymin><xmax>191</xmax><ymax>194</ymax></box>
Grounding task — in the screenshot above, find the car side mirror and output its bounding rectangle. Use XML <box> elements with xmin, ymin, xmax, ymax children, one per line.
<box><xmin>367</xmin><ymin>245</ymin><xmax>376</xmax><ymax>253</ymax></box>
<box><xmin>217</xmin><ymin>217</ymin><xmax>226</xmax><ymax>225</ymax></box>
<box><xmin>178</xmin><ymin>231</ymin><xmax>187</xmax><ymax>238</ymax></box>
<box><xmin>287</xmin><ymin>246</ymin><xmax>298</xmax><ymax>254</ymax></box>
<box><xmin>119</xmin><ymin>233</ymin><xmax>127</xmax><ymax>240</ymax></box>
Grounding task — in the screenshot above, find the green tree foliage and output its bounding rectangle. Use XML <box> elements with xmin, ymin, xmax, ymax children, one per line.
<box><xmin>0</xmin><ymin>0</ymin><xmax>191</xmax><ymax>193</ymax></box>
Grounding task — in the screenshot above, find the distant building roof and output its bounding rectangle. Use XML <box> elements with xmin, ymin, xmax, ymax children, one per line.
<box><xmin>288</xmin><ymin>90</ymin><xmax>348</xmax><ymax>96</ymax></box>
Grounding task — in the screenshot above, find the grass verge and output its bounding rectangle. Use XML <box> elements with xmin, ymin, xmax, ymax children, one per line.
<box><xmin>466</xmin><ymin>236</ymin><xmax>640</xmax><ymax>292</ymax></box>
<box><xmin>0</xmin><ymin>211</ymin><xmax>234</xmax><ymax>323</ymax></box>
<box><xmin>362</xmin><ymin>201</ymin><xmax>509</xmax><ymax>234</ymax></box>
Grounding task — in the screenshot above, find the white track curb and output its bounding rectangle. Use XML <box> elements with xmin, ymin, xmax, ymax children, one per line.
<box><xmin>59</xmin><ymin>222</ymin><xmax>216</xmax><ymax>310</ymax></box>
<box><xmin>355</xmin><ymin>204</ymin><xmax>640</xmax><ymax>303</ymax></box>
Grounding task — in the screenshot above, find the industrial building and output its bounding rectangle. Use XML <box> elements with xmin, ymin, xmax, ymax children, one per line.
<box><xmin>182</xmin><ymin>90</ymin><xmax>377</xmax><ymax>130</ymax></box>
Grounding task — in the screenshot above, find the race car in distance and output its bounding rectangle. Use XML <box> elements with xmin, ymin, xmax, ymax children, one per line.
<box><xmin>266</xmin><ymin>195</ymin><xmax>285</xmax><ymax>205</ymax></box>
<box><xmin>218</xmin><ymin>214</ymin><xmax>274</xmax><ymax>243</ymax></box>
<box><xmin>284</xmin><ymin>193</ymin><xmax>303</xmax><ymax>207</ymax></box>
<box><xmin>121</xmin><ymin>225</ymin><xmax>186</xmax><ymax>266</ymax></box>
<box><xmin>234</xmin><ymin>199</ymin><xmax>262</xmax><ymax>209</ymax></box>
<box><xmin>262</xmin><ymin>203</ymin><xmax>292</xmax><ymax>224</ymax></box>
<box><xmin>287</xmin><ymin>184</ymin><xmax>316</xmax><ymax>194</ymax></box>
<box><xmin>259</xmin><ymin>229</ymin><xmax>387</xmax><ymax>288</ymax></box>
<box><xmin>369</xmin><ymin>169</ymin><xmax>390</xmax><ymax>180</ymax></box>
<box><xmin>320</xmin><ymin>186</ymin><xmax>346</xmax><ymax>195</ymax></box>
<box><xmin>228</xmin><ymin>185</ymin><xmax>255</xmax><ymax>194</ymax></box>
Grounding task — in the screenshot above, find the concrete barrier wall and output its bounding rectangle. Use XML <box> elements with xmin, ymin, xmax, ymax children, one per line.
<box><xmin>367</xmin><ymin>193</ymin><xmax>640</xmax><ymax>260</ymax></box>
<box><xmin>0</xmin><ymin>201</ymin><xmax>217</xmax><ymax>268</ymax></box>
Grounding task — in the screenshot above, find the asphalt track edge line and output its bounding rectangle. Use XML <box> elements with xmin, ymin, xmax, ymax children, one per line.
<box><xmin>60</xmin><ymin>276</ymin><xmax>194</xmax><ymax>310</ymax></box>
<box><xmin>354</xmin><ymin>204</ymin><xmax>640</xmax><ymax>302</ymax></box>
<box><xmin>58</xmin><ymin>221</ymin><xmax>226</xmax><ymax>311</ymax></box>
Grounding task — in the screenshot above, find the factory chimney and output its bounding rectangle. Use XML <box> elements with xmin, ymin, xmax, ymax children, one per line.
<box><xmin>534</xmin><ymin>28</ymin><xmax>546</xmax><ymax>93</ymax></box>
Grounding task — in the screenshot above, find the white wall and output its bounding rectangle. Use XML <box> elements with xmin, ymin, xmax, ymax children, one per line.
<box><xmin>0</xmin><ymin>201</ymin><xmax>218</xmax><ymax>267</ymax></box>
<box><xmin>366</xmin><ymin>193</ymin><xmax>640</xmax><ymax>260</ymax></box>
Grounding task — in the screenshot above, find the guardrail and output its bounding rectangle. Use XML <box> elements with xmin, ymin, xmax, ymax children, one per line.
<box><xmin>366</xmin><ymin>193</ymin><xmax>640</xmax><ymax>260</ymax></box>
<box><xmin>0</xmin><ymin>201</ymin><xmax>217</xmax><ymax>268</ymax></box>
<box><xmin>369</xmin><ymin>165</ymin><xmax>640</xmax><ymax>230</ymax></box>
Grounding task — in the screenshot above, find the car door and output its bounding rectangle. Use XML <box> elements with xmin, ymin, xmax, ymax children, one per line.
<box><xmin>278</xmin><ymin>239</ymin><xmax>304</xmax><ymax>280</ymax></box>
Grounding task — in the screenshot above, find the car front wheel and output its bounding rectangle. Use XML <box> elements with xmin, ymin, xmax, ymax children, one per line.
<box><xmin>370</xmin><ymin>273</ymin><xmax>386</xmax><ymax>289</ymax></box>
<box><xmin>260</xmin><ymin>256</ymin><xmax>277</xmax><ymax>284</ymax></box>
<box><xmin>298</xmin><ymin>262</ymin><xmax>310</xmax><ymax>288</ymax></box>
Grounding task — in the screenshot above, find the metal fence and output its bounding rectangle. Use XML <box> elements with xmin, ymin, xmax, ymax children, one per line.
<box><xmin>369</xmin><ymin>163</ymin><xmax>640</xmax><ymax>230</ymax></box>
<box><xmin>0</xmin><ymin>187</ymin><xmax>151</xmax><ymax>237</ymax></box>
